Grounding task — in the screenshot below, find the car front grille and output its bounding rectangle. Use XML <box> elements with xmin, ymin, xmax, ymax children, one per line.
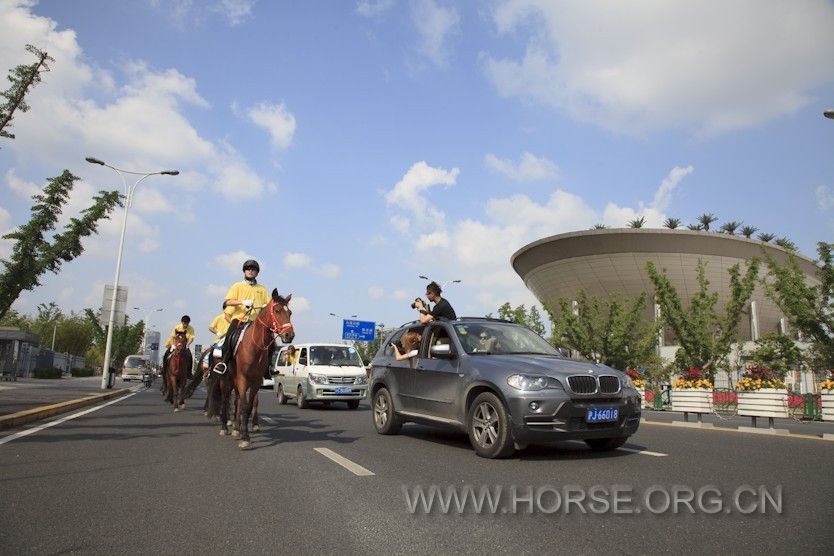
<box><xmin>568</xmin><ymin>375</ymin><xmax>598</xmax><ymax>394</ymax></box>
<box><xmin>567</xmin><ymin>375</ymin><xmax>622</xmax><ymax>395</ymax></box>
<box><xmin>328</xmin><ymin>376</ymin><xmax>355</xmax><ymax>384</ymax></box>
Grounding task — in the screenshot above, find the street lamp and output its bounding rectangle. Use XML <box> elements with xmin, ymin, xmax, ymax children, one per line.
<box><xmin>86</xmin><ymin>157</ymin><xmax>178</xmax><ymax>389</ymax></box>
<box><xmin>329</xmin><ymin>312</ymin><xmax>357</xmax><ymax>340</ymax></box>
<box><xmin>133</xmin><ymin>306</ymin><xmax>163</xmax><ymax>354</ymax></box>
<box><xmin>824</xmin><ymin>109</ymin><xmax>834</xmax><ymax>119</ymax></box>
<box><xmin>418</xmin><ymin>275</ymin><xmax>462</xmax><ymax>289</ymax></box>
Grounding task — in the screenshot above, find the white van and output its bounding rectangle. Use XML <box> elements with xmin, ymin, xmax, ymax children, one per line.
<box><xmin>272</xmin><ymin>343</ymin><xmax>368</xmax><ymax>409</ymax></box>
<box><xmin>122</xmin><ymin>354</ymin><xmax>150</xmax><ymax>381</ymax></box>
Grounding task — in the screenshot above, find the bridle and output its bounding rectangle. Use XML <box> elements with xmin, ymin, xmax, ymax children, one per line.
<box><xmin>251</xmin><ymin>300</ymin><xmax>294</xmax><ymax>351</ymax></box>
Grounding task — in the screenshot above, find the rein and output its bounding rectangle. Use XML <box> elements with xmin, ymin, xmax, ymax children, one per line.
<box><xmin>249</xmin><ymin>301</ymin><xmax>293</xmax><ymax>352</ymax></box>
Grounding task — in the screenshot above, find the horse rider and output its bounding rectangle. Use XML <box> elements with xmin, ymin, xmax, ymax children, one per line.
<box><xmin>208</xmin><ymin>307</ymin><xmax>230</xmax><ymax>367</ymax></box>
<box><xmin>218</xmin><ymin>259</ymin><xmax>270</xmax><ymax>373</ymax></box>
<box><xmin>163</xmin><ymin>315</ymin><xmax>195</xmax><ymax>377</ymax></box>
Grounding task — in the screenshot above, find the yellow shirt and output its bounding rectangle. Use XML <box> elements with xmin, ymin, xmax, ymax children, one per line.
<box><xmin>224</xmin><ymin>280</ymin><xmax>270</xmax><ymax>323</ymax></box>
<box><xmin>209</xmin><ymin>313</ymin><xmax>230</xmax><ymax>339</ymax></box>
<box><xmin>165</xmin><ymin>323</ymin><xmax>196</xmax><ymax>348</ymax></box>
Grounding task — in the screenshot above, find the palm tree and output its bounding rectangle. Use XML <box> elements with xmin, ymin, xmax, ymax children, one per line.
<box><xmin>758</xmin><ymin>232</ymin><xmax>775</xmax><ymax>243</ymax></box>
<box><xmin>719</xmin><ymin>221</ymin><xmax>741</xmax><ymax>235</ymax></box>
<box><xmin>697</xmin><ymin>213</ymin><xmax>718</xmax><ymax>231</ymax></box>
<box><xmin>628</xmin><ymin>216</ymin><xmax>646</xmax><ymax>228</ymax></box>
<box><xmin>592</xmin><ymin>224</ymin><xmax>607</xmax><ymax>229</ymax></box>
<box><xmin>687</xmin><ymin>223</ymin><xmax>702</xmax><ymax>231</ymax></box>
<box><xmin>663</xmin><ymin>217</ymin><xmax>681</xmax><ymax>229</ymax></box>
<box><xmin>740</xmin><ymin>225</ymin><xmax>758</xmax><ymax>239</ymax></box>
<box><xmin>775</xmin><ymin>237</ymin><xmax>797</xmax><ymax>251</ymax></box>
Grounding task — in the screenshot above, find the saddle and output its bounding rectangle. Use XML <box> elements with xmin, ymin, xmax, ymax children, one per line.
<box><xmin>221</xmin><ymin>319</ymin><xmax>251</xmax><ymax>367</ymax></box>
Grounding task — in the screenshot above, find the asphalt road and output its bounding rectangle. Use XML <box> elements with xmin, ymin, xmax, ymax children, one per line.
<box><xmin>1</xmin><ymin>384</ymin><xmax>832</xmax><ymax>555</ymax></box>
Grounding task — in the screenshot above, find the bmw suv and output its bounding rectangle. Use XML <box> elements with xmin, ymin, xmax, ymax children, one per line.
<box><xmin>369</xmin><ymin>318</ymin><xmax>641</xmax><ymax>458</ymax></box>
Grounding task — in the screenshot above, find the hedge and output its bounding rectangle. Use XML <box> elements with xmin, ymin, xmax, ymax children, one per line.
<box><xmin>33</xmin><ymin>368</ymin><xmax>63</xmax><ymax>379</ymax></box>
<box><xmin>71</xmin><ymin>368</ymin><xmax>95</xmax><ymax>377</ymax></box>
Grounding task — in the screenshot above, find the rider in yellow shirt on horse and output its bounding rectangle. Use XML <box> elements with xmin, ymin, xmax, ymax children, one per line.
<box><xmin>163</xmin><ymin>315</ymin><xmax>195</xmax><ymax>377</ymax></box>
<box><xmin>219</xmin><ymin>259</ymin><xmax>270</xmax><ymax>372</ymax></box>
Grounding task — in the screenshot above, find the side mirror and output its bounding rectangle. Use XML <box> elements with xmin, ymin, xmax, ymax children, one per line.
<box><xmin>430</xmin><ymin>343</ymin><xmax>455</xmax><ymax>359</ymax></box>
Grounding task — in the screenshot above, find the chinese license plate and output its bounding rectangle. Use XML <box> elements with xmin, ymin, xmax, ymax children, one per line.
<box><xmin>586</xmin><ymin>407</ymin><xmax>619</xmax><ymax>423</ymax></box>
<box><xmin>335</xmin><ymin>387</ymin><xmax>353</xmax><ymax>395</ymax></box>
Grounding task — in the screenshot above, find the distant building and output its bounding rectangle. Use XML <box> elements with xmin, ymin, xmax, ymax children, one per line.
<box><xmin>144</xmin><ymin>330</ymin><xmax>161</xmax><ymax>366</ymax></box>
<box><xmin>512</xmin><ymin>229</ymin><xmax>821</xmax><ymax>392</ymax></box>
<box><xmin>0</xmin><ymin>327</ymin><xmax>39</xmax><ymax>378</ymax></box>
<box><xmin>100</xmin><ymin>285</ymin><xmax>128</xmax><ymax>328</ymax></box>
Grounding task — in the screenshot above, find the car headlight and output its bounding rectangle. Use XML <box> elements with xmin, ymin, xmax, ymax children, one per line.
<box><xmin>308</xmin><ymin>373</ymin><xmax>328</xmax><ymax>385</ymax></box>
<box><xmin>507</xmin><ymin>374</ymin><xmax>549</xmax><ymax>391</ymax></box>
<box><xmin>354</xmin><ymin>375</ymin><xmax>368</xmax><ymax>384</ymax></box>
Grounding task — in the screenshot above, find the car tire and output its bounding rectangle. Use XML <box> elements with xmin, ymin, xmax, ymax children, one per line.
<box><xmin>372</xmin><ymin>388</ymin><xmax>401</xmax><ymax>434</ymax></box>
<box><xmin>347</xmin><ymin>400</ymin><xmax>360</xmax><ymax>410</ymax></box>
<box><xmin>467</xmin><ymin>392</ymin><xmax>515</xmax><ymax>459</ymax></box>
<box><xmin>276</xmin><ymin>384</ymin><xmax>287</xmax><ymax>405</ymax></box>
<box><xmin>296</xmin><ymin>385</ymin><xmax>308</xmax><ymax>409</ymax></box>
<box><xmin>584</xmin><ymin>436</ymin><xmax>628</xmax><ymax>452</ymax></box>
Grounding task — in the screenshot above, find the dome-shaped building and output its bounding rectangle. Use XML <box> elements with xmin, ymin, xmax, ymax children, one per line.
<box><xmin>511</xmin><ymin>229</ymin><xmax>820</xmax><ymax>387</ymax></box>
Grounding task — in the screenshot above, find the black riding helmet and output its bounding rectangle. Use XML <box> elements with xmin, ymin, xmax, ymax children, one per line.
<box><xmin>242</xmin><ymin>259</ymin><xmax>260</xmax><ymax>272</ymax></box>
<box><xmin>181</xmin><ymin>315</ymin><xmax>191</xmax><ymax>324</ymax></box>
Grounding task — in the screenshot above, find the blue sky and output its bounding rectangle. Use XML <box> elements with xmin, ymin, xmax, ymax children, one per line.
<box><xmin>1</xmin><ymin>0</ymin><xmax>833</xmax><ymax>351</ymax></box>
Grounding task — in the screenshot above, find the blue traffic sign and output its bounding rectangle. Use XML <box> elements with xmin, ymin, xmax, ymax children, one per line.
<box><xmin>342</xmin><ymin>319</ymin><xmax>375</xmax><ymax>341</ymax></box>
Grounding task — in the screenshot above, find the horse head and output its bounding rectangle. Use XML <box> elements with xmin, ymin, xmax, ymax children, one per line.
<box><xmin>173</xmin><ymin>330</ymin><xmax>187</xmax><ymax>351</ymax></box>
<box><xmin>263</xmin><ymin>288</ymin><xmax>295</xmax><ymax>343</ymax></box>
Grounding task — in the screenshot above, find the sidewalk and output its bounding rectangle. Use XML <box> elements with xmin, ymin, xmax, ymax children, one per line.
<box><xmin>0</xmin><ymin>375</ymin><xmax>132</xmax><ymax>430</ymax></box>
<box><xmin>642</xmin><ymin>408</ymin><xmax>834</xmax><ymax>440</ymax></box>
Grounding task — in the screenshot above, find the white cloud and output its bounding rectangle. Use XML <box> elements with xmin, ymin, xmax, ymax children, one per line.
<box><xmin>652</xmin><ymin>166</ymin><xmax>694</xmax><ymax>212</ymax></box>
<box><xmin>133</xmin><ymin>187</ymin><xmax>175</xmax><ymax>214</ymax></box>
<box><xmin>416</xmin><ymin>230</ymin><xmax>449</xmax><ymax>252</ymax></box>
<box><xmin>287</xmin><ymin>295</ymin><xmax>310</xmax><ymax>313</ymax></box>
<box><xmin>817</xmin><ymin>185</ymin><xmax>834</xmax><ymax>211</ymax></box>
<box><xmin>356</xmin><ymin>0</ymin><xmax>394</xmax><ymax>17</ymax></box>
<box><xmin>246</xmin><ymin>101</ymin><xmax>296</xmax><ymax>150</ymax></box>
<box><xmin>0</xmin><ymin>205</ymin><xmax>11</xmax><ymax>259</ymax></box>
<box><xmin>411</xmin><ymin>0</ymin><xmax>460</xmax><ymax>67</ymax></box>
<box><xmin>5</xmin><ymin>169</ymin><xmax>41</xmax><ymax>198</ymax></box>
<box><xmin>385</xmin><ymin>161</ymin><xmax>459</xmax><ymax>232</ymax></box>
<box><xmin>484</xmin><ymin>1</ymin><xmax>834</xmax><ymax>135</ymax></box>
<box><xmin>317</xmin><ymin>263</ymin><xmax>341</xmax><ymax>279</ymax></box>
<box><xmin>205</xmin><ymin>284</ymin><xmax>228</xmax><ymax>299</ymax></box>
<box><xmin>485</xmin><ymin>152</ymin><xmax>559</xmax><ymax>182</ymax></box>
<box><xmin>283</xmin><ymin>252</ymin><xmax>312</xmax><ymax>268</ymax></box>
<box><xmin>149</xmin><ymin>0</ymin><xmax>255</xmax><ymax>26</ymax></box>
<box><xmin>368</xmin><ymin>286</ymin><xmax>385</xmax><ymax>299</ymax></box>
<box><xmin>215</xmin><ymin>251</ymin><xmax>256</xmax><ymax>275</ymax></box>
<box><xmin>214</xmin><ymin>0</ymin><xmax>256</xmax><ymax>25</ymax></box>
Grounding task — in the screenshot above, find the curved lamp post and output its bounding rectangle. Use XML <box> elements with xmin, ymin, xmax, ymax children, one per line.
<box><xmin>824</xmin><ymin>109</ymin><xmax>834</xmax><ymax>119</ymax></box>
<box><xmin>329</xmin><ymin>312</ymin><xmax>357</xmax><ymax>340</ymax></box>
<box><xmin>133</xmin><ymin>306</ymin><xmax>164</xmax><ymax>354</ymax></box>
<box><xmin>86</xmin><ymin>157</ymin><xmax>178</xmax><ymax>389</ymax></box>
<box><xmin>418</xmin><ymin>275</ymin><xmax>462</xmax><ymax>289</ymax></box>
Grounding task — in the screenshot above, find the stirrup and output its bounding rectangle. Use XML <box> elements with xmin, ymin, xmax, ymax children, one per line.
<box><xmin>212</xmin><ymin>362</ymin><xmax>227</xmax><ymax>375</ymax></box>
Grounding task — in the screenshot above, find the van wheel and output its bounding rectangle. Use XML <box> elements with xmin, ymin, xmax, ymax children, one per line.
<box><xmin>584</xmin><ymin>436</ymin><xmax>628</xmax><ymax>452</ymax></box>
<box><xmin>372</xmin><ymin>388</ymin><xmax>401</xmax><ymax>434</ymax></box>
<box><xmin>347</xmin><ymin>400</ymin><xmax>360</xmax><ymax>410</ymax></box>
<box><xmin>276</xmin><ymin>384</ymin><xmax>287</xmax><ymax>405</ymax></box>
<box><xmin>467</xmin><ymin>392</ymin><xmax>515</xmax><ymax>459</ymax></box>
<box><xmin>296</xmin><ymin>386</ymin><xmax>308</xmax><ymax>409</ymax></box>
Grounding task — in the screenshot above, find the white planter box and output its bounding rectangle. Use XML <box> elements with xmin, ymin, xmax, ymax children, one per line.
<box><xmin>737</xmin><ymin>388</ymin><xmax>789</xmax><ymax>419</ymax></box>
<box><xmin>821</xmin><ymin>391</ymin><xmax>834</xmax><ymax>422</ymax></box>
<box><xmin>671</xmin><ymin>388</ymin><xmax>713</xmax><ymax>413</ymax></box>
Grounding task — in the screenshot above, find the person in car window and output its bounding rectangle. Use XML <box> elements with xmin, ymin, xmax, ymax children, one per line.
<box><xmin>392</xmin><ymin>330</ymin><xmax>421</xmax><ymax>361</ymax></box>
<box><xmin>415</xmin><ymin>281</ymin><xmax>456</xmax><ymax>324</ymax></box>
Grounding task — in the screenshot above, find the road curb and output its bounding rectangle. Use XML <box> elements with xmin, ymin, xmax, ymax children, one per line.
<box><xmin>0</xmin><ymin>389</ymin><xmax>131</xmax><ymax>430</ymax></box>
<box><xmin>641</xmin><ymin>419</ymin><xmax>832</xmax><ymax>442</ymax></box>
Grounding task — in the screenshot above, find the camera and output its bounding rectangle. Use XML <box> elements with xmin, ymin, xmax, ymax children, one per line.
<box><xmin>411</xmin><ymin>297</ymin><xmax>425</xmax><ymax>309</ymax></box>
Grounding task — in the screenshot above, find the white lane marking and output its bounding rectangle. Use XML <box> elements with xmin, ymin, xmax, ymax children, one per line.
<box><xmin>262</xmin><ymin>416</ymin><xmax>275</xmax><ymax>423</ymax></box>
<box><xmin>0</xmin><ymin>392</ymin><xmax>138</xmax><ymax>446</ymax></box>
<box><xmin>617</xmin><ymin>447</ymin><xmax>667</xmax><ymax>457</ymax></box>
<box><xmin>314</xmin><ymin>447</ymin><xmax>375</xmax><ymax>476</ymax></box>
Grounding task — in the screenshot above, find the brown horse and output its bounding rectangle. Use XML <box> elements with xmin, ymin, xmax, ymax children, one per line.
<box><xmin>222</xmin><ymin>289</ymin><xmax>294</xmax><ymax>448</ymax></box>
<box><xmin>165</xmin><ymin>330</ymin><xmax>189</xmax><ymax>411</ymax></box>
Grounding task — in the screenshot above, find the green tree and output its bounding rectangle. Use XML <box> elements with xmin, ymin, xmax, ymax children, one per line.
<box><xmin>491</xmin><ymin>302</ymin><xmax>546</xmax><ymax>336</ymax></box>
<box><xmin>747</xmin><ymin>332</ymin><xmax>804</xmax><ymax>380</ymax></box>
<box><xmin>763</xmin><ymin>242</ymin><xmax>833</xmax><ymax>370</ymax></box>
<box><xmin>697</xmin><ymin>213</ymin><xmax>718</xmax><ymax>232</ymax></box>
<box><xmin>0</xmin><ymin>171</ymin><xmax>121</xmax><ymax>320</ymax></box>
<box><xmin>663</xmin><ymin>217</ymin><xmax>681</xmax><ymax>229</ymax></box>
<box><xmin>592</xmin><ymin>223</ymin><xmax>607</xmax><ymax>229</ymax></box>
<box><xmin>628</xmin><ymin>216</ymin><xmax>646</xmax><ymax>228</ymax></box>
<box><xmin>1</xmin><ymin>44</ymin><xmax>54</xmax><ymax>144</ymax></box>
<box><xmin>355</xmin><ymin>323</ymin><xmax>389</xmax><ymax>365</ymax></box>
<box><xmin>83</xmin><ymin>309</ymin><xmax>144</xmax><ymax>369</ymax></box>
<box><xmin>647</xmin><ymin>259</ymin><xmax>760</xmax><ymax>379</ymax></box>
<box><xmin>548</xmin><ymin>292</ymin><xmax>660</xmax><ymax>371</ymax></box>
<box><xmin>775</xmin><ymin>237</ymin><xmax>797</xmax><ymax>252</ymax></box>
<box><xmin>686</xmin><ymin>223</ymin><xmax>702</xmax><ymax>231</ymax></box>
<box><xmin>758</xmin><ymin>232</ymin><xmax>775</xmax><ymax>243</ymax></box>
<box><xmin>719</xmin><ymin>221</ymin><xmax>741</xmax><ymax>235</ymax></box>
<box><xmin>740</xmin><ymin>225</ymin><xmax>758</xmax><ymax>239</ymax></box>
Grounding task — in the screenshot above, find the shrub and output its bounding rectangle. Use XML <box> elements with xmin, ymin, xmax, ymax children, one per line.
<box><xmin>71</xmin><ymin>368</ymin><xmax>95</xmax><ymax>377</ymax></box>
<box><xmin>33</xmin><ymin>368</ymin><xmax>62</xmax><ymax>379</ymax></box>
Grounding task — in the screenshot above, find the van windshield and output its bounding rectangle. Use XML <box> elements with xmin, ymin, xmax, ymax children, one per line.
<box><xmin>309</xmin><ymin>346</ymin><xmax>363</xmax><ymax>367</ymax></box>
<box><xmin>124</xmin><ymin>356</ymin><xmax>146</xmax><ymax>368</ymax></box>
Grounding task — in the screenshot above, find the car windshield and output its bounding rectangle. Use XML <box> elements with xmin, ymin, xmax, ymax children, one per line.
<box><xmin>453</xmin><ymin>322</ymin><xmax>561</xmax><ymax>356</ymax></box>
<box><xmin>309</xmin><ymin>346</ymin><xmax>364</xmax><ymax>367</ymax></box>
<box><xmin>125</xmin><ymin>356</ymin><xmax>146</xmax><ymax>368</ymax></box>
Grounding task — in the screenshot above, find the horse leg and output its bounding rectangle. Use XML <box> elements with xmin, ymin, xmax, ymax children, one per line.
<box><xmin>251</xmin><ymin>390</ymin><xmax>260</xmax><ymax>433</ymax></box>
<box><xmin>238</xmin><ymin>382</ymin><xmax>254</xmax><ymax>449</ymax></box>
<box><xmin>178</xmin><ymin>376</ymin><xmax>186</xmax><ymax>410</ymax></box>
<box><xmin>218</xmin><ymin>378</ymin><xmax>230</xmax><ymax>436</ymax></box>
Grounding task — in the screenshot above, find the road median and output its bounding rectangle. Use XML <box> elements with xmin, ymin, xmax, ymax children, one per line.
<box><xmin>0</xmin><ymin>388</ymin><xmax>131</xmax><ymax>430</ymax></box>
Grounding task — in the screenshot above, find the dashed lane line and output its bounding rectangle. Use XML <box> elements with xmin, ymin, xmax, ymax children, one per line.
<box><xmin>617</xmin><ymin>447</ymin><xmax>668</xmax><ymax>457</ymax></box>
<box><xmin>314</xmin><ymin>447</ymin><xmax>375</xmax><ymax>476</ymax></box>
<box><xmin>0</xmin><ymin>391</ymin><xmax>138</xmax><ymax>446</ymax></box>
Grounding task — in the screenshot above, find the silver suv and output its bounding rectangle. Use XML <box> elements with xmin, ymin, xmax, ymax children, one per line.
<box><xmin>369</xmin><ymin>318</ymin><xmax>641</xmax><ymax>458</ymax></box>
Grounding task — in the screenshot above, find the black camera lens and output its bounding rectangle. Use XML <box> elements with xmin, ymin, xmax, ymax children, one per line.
<box><xmin>410</xmin><ymin>302</ymin><xmax>417</xmax><ymax>309</ymax></box>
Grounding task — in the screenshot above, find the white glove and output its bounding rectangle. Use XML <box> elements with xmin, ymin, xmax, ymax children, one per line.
<box><xmin>242</xmin><ymin>299</ymin><xmax>254</xmax><ymax>309</ymax></box>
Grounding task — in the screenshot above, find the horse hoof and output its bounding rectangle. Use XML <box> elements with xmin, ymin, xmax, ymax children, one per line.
<box><xmin>252</xmin><ymin>425</ymin><xmax>261</xmax><ymax>433</ymax></box>
<box><xmin>226</xmin><ymin>420</ymin><xmax>233</xmax><ymax>427</ymax></box>
<box><xmin>231</xmin><ymin>430</ymin><xmax>240</xmax><ymax>437</ymax></box>
<box><xmin>174</xmin><ymin>408</ymin><xmax>180</xmax><ymax>412</ymax></box>
<box><xmin>219</xmin><ymin>430</ymin><xmax>228</xmax><ymax>436</ymax></box>
<box><xmin>203</xmin><ymin>411</ymin><xmax>208</xmax><ymax>416</ymax></box>
<box><xmin>238</xmin><ymin>440</ymin><xmax>250</xmax><ymax>450</ymax></box>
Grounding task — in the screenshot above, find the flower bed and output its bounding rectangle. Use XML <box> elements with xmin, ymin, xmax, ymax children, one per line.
<box><xmin>737</xmin><ymin>388</ymin><xmax>789</xmax><ymax>418</ymax></box>
<box><xmin>671</xmin><ymin>388</ymin><xmax>713</xmax><ymax>413</ymax></box>
<box><xmin>821</xmin><ymin>379</ymin><xmax>834</xmax><ymax>422</ymax></box>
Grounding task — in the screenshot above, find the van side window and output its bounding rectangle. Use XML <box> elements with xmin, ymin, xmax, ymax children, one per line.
<box><xmin>298</xmin><ymin>348</ymin><xmax>308</xmax><ymax>365</ymax></box>
<box><xmin>429</xmin><ymin>326</ymin><xmax>452</xmax><ymax>358</ymax></box>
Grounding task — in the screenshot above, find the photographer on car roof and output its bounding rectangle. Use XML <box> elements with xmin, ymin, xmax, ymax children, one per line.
<box><xmin>413</xmin><ymin>281</ymin><xmax>456</xmax><ymax>324</ymax></box>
